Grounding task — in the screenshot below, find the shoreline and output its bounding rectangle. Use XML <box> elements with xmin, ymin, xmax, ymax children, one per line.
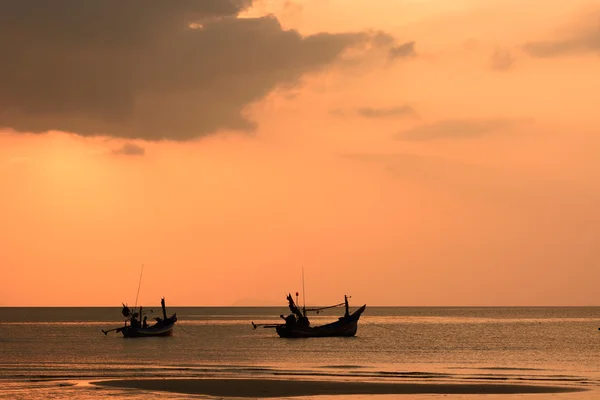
<box><xmin>94</xmin><ymin>378</ymin><xmax>586</xmax><ymax>398</ymax></box>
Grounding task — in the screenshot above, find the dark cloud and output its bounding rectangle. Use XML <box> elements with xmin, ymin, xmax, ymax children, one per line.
<box><xmin>490</xmin><ymin>48</ymin><xmax>515</xmax><ymax>71</ymax></box>
<box><xmin>112</xmin><ymin>143</ymin><xmax>145</xmax><ymax>156</ymax></box>
<box><xmin>389</xmin><ymin>41</ymin><xmax>417</xmax><ymax>60</ymax></box>
<box><xmin>395</xmin><ymin>118</ymin><xmax>529</xmax><ymax>141</ymax></box>
<box><xmin>372</xmin><ymin>32</ymin><xmax>398</xmax><ymax>47</ymax></box>
<box><xmin>0</xmin><ymin>0</ymin><xmax>391</xmax><ymax>141</ymax></box>
<box><xmin>523</xmin><ymin>14</ymin><xmax>600</xmax><ymax>57</ymax></box>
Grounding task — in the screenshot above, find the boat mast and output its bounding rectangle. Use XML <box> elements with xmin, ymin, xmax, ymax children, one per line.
<box><xmin>161</xmin><ymin>297</ymin><xmax>167</xmax><ymax>320</ymax></box>
<box><xmin>344</xmin><ymin>295</ymin><xmax>350</xmax><ymax>317</ymax></box>
<box><xmin>302</xmin><ymin>266</ymin><xmax>306</xmax><ymax>317</ymax></box>
<box><xmin>134</xmin><ymin>264</ymin><xmax>144</xmax><ymax>314</ymax></box>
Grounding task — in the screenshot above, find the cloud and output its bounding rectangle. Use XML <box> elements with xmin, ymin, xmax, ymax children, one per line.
<box><xmin>0</xmin><ymin>0</ymin><xmax>392</xmax><ymax>141</ymax></box>
<box><xmin>112</xmin><ymin>143</ymin><xmax>146</xmax><ymax>156</ymax></box>
<box><xmin>331</xmin><ymin>105</ymin><xmax>417</xmax><ymax>119</ymax></box>
<box><xmin>282</xmin><ymin>0</ymin><xmax>303</xmax><ymax>15</ymax></box>
<box><xmin>389</xmin><ymin>41</ymin><xmax>417</xmax><ymax>60</ymax></box>
<box><xmin>524</xmin><ymin>34</ymin><xmax>600</xmax><ymax>57</ymax></box>
<box><xmin>490</xmin><ymin>48</ymin><xmax>515</xmax><ymax>71</ymax></box>
<box><xmin>523</xmin><ymin>13</ymin><xmax>600</xmax><ymax>57</ymax></box>
<box><xmin>395</xmin><ymin>118</ymin><xmax>529</xmax><ymax>141</ymax></box>
<box><xmin>358</xmin><ymin>106</ymin><xmax>418</xmax><ymax>119</ymax></box>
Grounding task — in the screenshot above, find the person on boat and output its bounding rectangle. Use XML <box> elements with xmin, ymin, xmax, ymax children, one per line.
<box><xmin>143</xmin><ymin>316</ymin><xmax>148</xmax><ymax>328</ymax></box>
<box><xmin>282</xmin><ymin>314</ymin><xmax>297</xmax><ymax>327</ymax></box>
<box><xmin>281</xmin><ymin>313</ymin><xmax>310</xmax><ymax>328</ymax></box>
<box><xmin>297</xmin><ymin>315</ymin><xmax>310</xmax><ymax>328</ymax></box>
<box><xmin>281</xmin><ymin>294</ymin><xmax>311</xmax><ymax>329</ymax></box>
<box><xmin>130</xmin><ymin>315</ymin><xmax>140</xmax><ymax>328</ymax></box>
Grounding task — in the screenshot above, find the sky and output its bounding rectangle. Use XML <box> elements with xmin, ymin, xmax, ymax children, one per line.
<box><xmin>1</xmin><ymin>0</ymin><xmax>599</xmax><ymax>306</ymax></box>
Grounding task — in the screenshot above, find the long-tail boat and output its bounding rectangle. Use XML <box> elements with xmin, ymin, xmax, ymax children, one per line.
<box><xmin>252</xmin><ymin>293</ymin><xmax>366</xmax><ymax>338</ymax></box>
<box><xmin>102</xmin><ymin>297</ymin><xmax>177</xmax><ymax>338</ymax></box>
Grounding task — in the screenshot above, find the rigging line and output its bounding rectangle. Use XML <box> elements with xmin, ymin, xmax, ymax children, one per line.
<box><xmin>363</xmin><ymin>320</ymin><xmax>404</xmax><ymax>334</ymax></box>
<box><xmin>305</xmin><ymin>302</ymin><xmax>346</xmax><ymax>312</ymax></box>
<box><xmin>177</xmin><ymin>324</ymin><xmax>201</xmax><ymax>336</ymax></box>
<box><xmin>134</xmin><ymin>264</ymin><xmax>144</xmax><ymax>310</ymax></box>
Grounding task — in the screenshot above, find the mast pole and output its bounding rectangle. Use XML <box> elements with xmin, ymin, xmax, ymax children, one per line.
<box><xmin>344</xmin><ymin>295</ymin><xmax>350</xmax><ymax>317</ymax></box>
<box><xmin>134</xmin><ymin>264</ymin><xmax>144</xmax><ymax>312</ymax></box>
<box><xmin>302</xmin><ymin>266</ymin><xmax>306</xmax><ymax>317</ymax></box>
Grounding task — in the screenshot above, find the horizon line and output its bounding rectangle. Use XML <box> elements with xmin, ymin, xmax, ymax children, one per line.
<box><xmin>0</xmin><ymin>304</ymin><xmax>598</xmax><ymax>308</ymax></box>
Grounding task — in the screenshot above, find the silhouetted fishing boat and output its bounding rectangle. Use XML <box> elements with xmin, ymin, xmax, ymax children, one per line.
<box><xmin>252</xmin><ymin>293</ymin><xmax>366</xmax><ymax>338</ymax></box>
<box><xmin>102</xmin><ymin>297</ymin><xmax>177</xmax><ymax>338</ymax></box>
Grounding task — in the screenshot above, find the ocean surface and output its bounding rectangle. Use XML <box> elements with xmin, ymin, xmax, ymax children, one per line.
<box><xmin>1</xmin><ymin>306</ymin><xmax>599</xmax><ymax>399</ymax></box>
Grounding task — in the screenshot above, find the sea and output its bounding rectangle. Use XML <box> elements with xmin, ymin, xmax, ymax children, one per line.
<box><xmin>1</xmin><ymin>306</ymin><xmax>599</xmax><ymax>399</ymax></box>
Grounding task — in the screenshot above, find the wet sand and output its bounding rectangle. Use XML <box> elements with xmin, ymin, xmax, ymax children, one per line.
<box><xmin>94</xmin><ymin>378</ymin><xmax>586</xmax><ymax>398</ymax></box>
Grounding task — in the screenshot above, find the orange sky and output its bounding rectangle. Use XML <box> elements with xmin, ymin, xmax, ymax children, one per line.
<box><xmin>1</xmin><ymin>0</ymin><xmax>599</xmax><ymax>306</ymax></box>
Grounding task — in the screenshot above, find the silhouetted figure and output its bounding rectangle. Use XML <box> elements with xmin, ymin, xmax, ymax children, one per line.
<box><xmin>298</xmin><ymin>316</ymin><xmax>310</xmax><ymax>328</ymax></box>
<box><xmin>284</xmin><ymin>314</ymin><xmax>297</xmax><ymax>327</ymax></box>
<box><xmin>130</xmin><ymin>314</ymin><xmax>141</xmax><ymax>329</ymax></box>
<box><xmin>143</xmin><ymin>316</ymin><xmax>148</xmax><ymax>328</ymax></box>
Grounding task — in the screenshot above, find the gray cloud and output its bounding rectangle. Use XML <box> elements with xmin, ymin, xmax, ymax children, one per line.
<box><xmin>389</xmin><ymin>41</ymin><xmax>417</xmax><ymax>60</ymax></box>
<box><xmin>112</xmin><ymin>143</ymin><xmax>146</xmax><ymax>156</ymax></box>
<box><xmin>396</xmin><ymin>118</ymin><xmax>529</xmax><ymax>141</ymax></box>
<box><xmin>524</xmin><ymin>35</ymin><xmax>600</xmax><ymax>57</ymax></box>
<box><xmin>490</xmin><ymin>48</ymin><xmax>515</xmax><ymax>71</ymax></box>
<box><xmin>0</xmin><ymin>0</ymin><xmax>392</xmax><ymax>141</ymax></box>
<box><xmin>523</xmin><ymin>14</ymin><xmax>600</xmax><ymax>57</ymax></box>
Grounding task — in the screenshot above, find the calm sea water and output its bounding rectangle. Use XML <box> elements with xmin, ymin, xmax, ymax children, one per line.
<box><xmin>1</xmin><ymin>306</ymin><xmax>599</xmax><ymax>399</ymax></box>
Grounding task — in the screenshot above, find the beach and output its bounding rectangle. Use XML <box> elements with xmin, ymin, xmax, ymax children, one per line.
<box><xmin>94</xmin><ymin>377</ymin><xmax>586</xmax><ymax>398</ymax></box>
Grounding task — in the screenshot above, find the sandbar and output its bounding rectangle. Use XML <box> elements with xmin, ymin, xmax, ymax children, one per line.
<box><xmin>94</xmin><ymin>378</ymin><xmax>585</xmax><ymax>397</ymax></box>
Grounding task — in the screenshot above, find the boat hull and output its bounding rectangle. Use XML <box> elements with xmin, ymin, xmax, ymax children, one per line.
<box><xmin>276</xmin><ymin>305</ymin><xmax>366</xmax><ymax>338</ymax></box>
<box><xmin>120</xmin><ymin>314</ymin><xmax>177</xmax><ymax>338</ymax></box>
